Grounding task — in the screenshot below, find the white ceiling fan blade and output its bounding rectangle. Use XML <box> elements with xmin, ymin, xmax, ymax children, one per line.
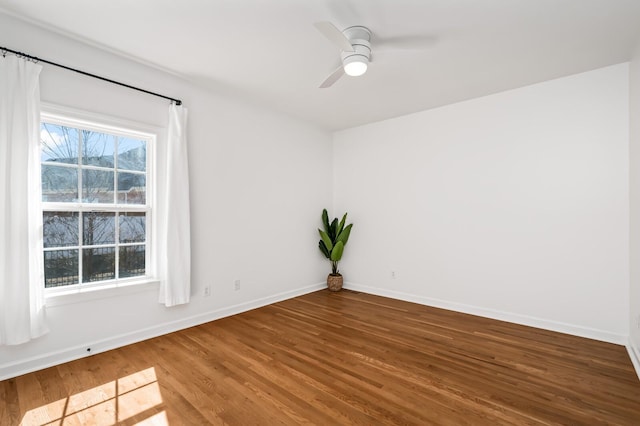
<box><xmin>319</xmin><ymin>65</ymin><xmax>345</xmax><ymax>88</ymax></box>
<box><xmin>376</xmin><ymin>35</ymin><xmax>437</xmax><ymax>51</ymax></box>
<box><xmin>314</xmin><ymin>21</ymin><xmax>355</xmax><ymax>52</ymax></box>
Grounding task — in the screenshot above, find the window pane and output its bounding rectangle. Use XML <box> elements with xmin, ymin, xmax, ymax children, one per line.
<box><xmin>43</xmin><ymin>212</ymin><xmax>79</xmax><ymax>248</ymax></box>
<box><xmin>83</xmin><ymin>247</ymin><xmax>115</xmax><ymax>282</ymax></box>
<box><xmin>44</xmin><ymin>249</ymin><xmax>79</xmax><ymax>288</ymax></box>
<box><xmin>118</xmin><ymin>138</ymin><xmax>146</xmax><ymax>172</ymax></box>
<box><xmin>82</xmin><ymin>131</ymin><xmax>115</xmax><ymax>167</ymax></box>
<box><xmin>41</xmin><ymin>117</ymin><xmax>152</xmax><ymax>290</ymax></box>
<box><xmin>119</xmin><ymin>245</ymin><xmax>145</xmax><ymax>278</ymax></box>
<box><xmin>119</xmin><ymin>213</ymin><xmax>146</xmax><ymax>243</ymax></box>
<box><xmin>117</xmin><ymin>172</ymin><xmax>146</xmax><ymax>204</ymax></box>
<box><xmin>42</xmin><ymin>165</ymin><xmax>78</xmax><ymax>202</ymax></box>
<box><xmin>83</xmin><ymin>212</ymin><xmax>115</xmax><ymax>245</ymax></box>
<box><xmin>82</xmin><ymin>169</ymin><xmax>114</xmax><ymax>203</ymax></box>
<box><xmin>41</xmin><ymin>123</ymin><xmax>79</xmax><ymax>164</ymax></box>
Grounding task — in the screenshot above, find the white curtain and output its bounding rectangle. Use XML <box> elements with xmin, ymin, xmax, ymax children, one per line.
<box><xmin>158</xmin><ymin>103</ymin><xmax>191</xmax><ymax>306</ymax></box>
<box><xmin>0</xmin><ymin>55</ymin><xmax>48</xmax><ymax>344</ymax></box>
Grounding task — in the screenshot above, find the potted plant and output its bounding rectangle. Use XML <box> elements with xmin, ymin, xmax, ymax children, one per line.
<box><xmin>318</xmin><ymin>209</ymin><xmax>353</xmax><ymax>291</ymax></box>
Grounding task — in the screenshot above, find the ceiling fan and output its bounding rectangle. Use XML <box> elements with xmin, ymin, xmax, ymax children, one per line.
<box><xmin>314</xmin><ymin>21</ymin><xmax>435</xmax><ymax>88</ymax></box>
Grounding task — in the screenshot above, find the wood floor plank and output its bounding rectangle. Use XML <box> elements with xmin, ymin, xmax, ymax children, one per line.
<box><xmin>2</xmin><ymin>289</ymin><xmax>640</xmax><ymax>425</ymax></box>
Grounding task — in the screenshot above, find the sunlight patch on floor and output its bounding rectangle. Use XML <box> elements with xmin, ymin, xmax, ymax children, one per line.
<box><xmin>20</xmin><ymin>367</ymin><xmax>166</xmax><ymax>426</ymax></box>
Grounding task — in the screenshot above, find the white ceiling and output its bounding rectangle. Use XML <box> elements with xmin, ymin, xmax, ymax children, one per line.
<box><xmin>2</xmin><ymin>0</ymin><xmax>640</xmax><ymax>131</ymax></box>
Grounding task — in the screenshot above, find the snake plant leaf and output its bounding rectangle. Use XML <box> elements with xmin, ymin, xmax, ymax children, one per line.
<box><xmin>330</xmin><ymin>218</ymin><xmax>338</xmax><ymax>240</ymax></box>
<box><xmin>319</xmin><ymin>240</ymin><xmax>330</xmax><ymax>258</ymax></box>
<box><xmin>336</xmin><ymin>212</ymin><xmax>347</xmax><ymax>237</ymax></box>
<box><xmin>318</xmin><ymin>229</ymin><xmax>333</xmax><ymax>251</ymax></box>
<box><xmin>330</xmin><ymin>240</ymin><xmax>344</xmax><ymax>261</ymax></box>
<box><xmin>322</xmin><ymin>209</ymin><xmax>330</xmax><ymax>233</ymax></box>
<box><xmin>337</xmin><ymin>223</ymin><xmax>353</xmax><ymax>245</ymax></box>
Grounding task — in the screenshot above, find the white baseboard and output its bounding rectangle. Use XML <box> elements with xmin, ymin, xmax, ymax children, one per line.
<box><xmin>0</xmin><ymin>282</ymin><xmax>325</xmax><ymax>381</ymax></box>
<box><xmin>628</xmin><ymin>342</ymin><xmax>640</xmax><ymax>381</ymax></box>
<box><xmin>343</xmin><ymin>282</ymin><xmax>627</xmax><ymax>345</ymax></box>
<box><xmin>3</xmin><ymin>281</ymin><xmax>632</xmax><ymax>381</ymax></box>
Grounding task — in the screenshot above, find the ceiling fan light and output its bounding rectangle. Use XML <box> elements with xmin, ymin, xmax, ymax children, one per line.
<box><xmin>343</xmin><ymin>55</ymin><xmax>368</xmax><ymax>77</ymax></box>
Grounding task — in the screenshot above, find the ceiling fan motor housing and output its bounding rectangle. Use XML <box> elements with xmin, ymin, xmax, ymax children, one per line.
<box><xmin>341</xmin><ymin>26</ymin><xmax>371</xmax><ymax>76</ymax></box>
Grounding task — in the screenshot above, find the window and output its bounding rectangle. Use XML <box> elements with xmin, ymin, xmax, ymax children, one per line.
<box><xmin>40</xmin><ymin>110</ymin><xmax>155</xmax><ymax>293</ymax></box>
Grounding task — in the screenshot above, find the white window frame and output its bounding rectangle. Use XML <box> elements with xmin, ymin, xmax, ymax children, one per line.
<box><xmin>41</xmin><ymin>104</ymin><xmax>160</xmax><ymax>302</ymax></box>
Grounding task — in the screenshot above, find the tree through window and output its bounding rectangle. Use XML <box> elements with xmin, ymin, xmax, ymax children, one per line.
<box><xmin>40</xmin><ymin>115</ymin><xmax>152</xmax><ymax>290</ymax></box>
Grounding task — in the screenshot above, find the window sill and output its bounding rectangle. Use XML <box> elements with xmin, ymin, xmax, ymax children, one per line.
<box><xmin>45</xmin><ymin>279</ymin><xmax>159</xmax><ymax>307</ymax></box>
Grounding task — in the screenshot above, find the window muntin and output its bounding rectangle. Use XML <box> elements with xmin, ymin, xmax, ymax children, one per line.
<box><xmin>40</xmin><ymin>114</ymin><xmax>153</xmax><ymax>292</ymax></box>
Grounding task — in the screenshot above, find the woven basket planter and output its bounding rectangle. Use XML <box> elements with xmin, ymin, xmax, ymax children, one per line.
<box><xmin>327</xmin><ymin>274</ymin><xmax>343</xmax><ymax>292</ymax></box>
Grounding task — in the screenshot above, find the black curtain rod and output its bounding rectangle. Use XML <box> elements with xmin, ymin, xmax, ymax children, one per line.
<box><xmin>1</xmin><ymin>45</ymin><xmax>182</xmax><ymax>106</ymax></box>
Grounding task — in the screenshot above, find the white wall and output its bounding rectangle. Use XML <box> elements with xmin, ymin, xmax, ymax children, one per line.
<box><xmin>0</xmin><ymin>13</ymin><xmax>333</xmax><ymax>379</ymax></box>
<box><xmin>629</xmin><ymin>39</ymin><xmax>640</xmax><ymax>372</ymax></box>
<box><xmin>334</xmin><ymin>64</ymin><xmax>630</xmax><ymax>344</ymax></box>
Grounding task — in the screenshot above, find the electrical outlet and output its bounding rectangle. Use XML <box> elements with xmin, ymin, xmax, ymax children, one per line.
<box><xmin>204</xmin><ymin>285</ymin><xmax>211</xmax><ymax>297</ymax></box>
<box><xmin>391</xmin><ymin>270</ymin><xmax>397</xmax><ymax>279</ymax></box>
<box><xmin>234</xmin><ymin>280</ymin><xmax>241</xmax><ymax>291</ymax></box>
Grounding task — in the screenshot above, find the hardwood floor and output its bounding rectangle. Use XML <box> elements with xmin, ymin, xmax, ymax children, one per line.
<box><xmin>2</xmin><ymin>289</ymin><xmax>640</xmax><ymax>425</ymax></box>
